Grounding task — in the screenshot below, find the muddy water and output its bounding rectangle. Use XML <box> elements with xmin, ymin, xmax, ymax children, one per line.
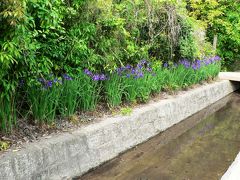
<box><xmin>78</xmin><ymin>93</ymin><xmax>240</xmax><ymax>180</ymax></box>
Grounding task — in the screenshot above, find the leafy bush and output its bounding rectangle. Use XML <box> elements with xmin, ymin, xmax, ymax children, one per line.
<box><xmin>187</xmin><ymin>0</ymin><xmax>240</xmax><ymax>69</ymax></box>
<box><xmin>0</xmin><ymin>0</ymin><xmax>223</xmax><ymax>133</ymax></box>
<box><xmin>0</xmin><ymin>0</ymin><xmax>209</xmax><ymax>92</ymax></box>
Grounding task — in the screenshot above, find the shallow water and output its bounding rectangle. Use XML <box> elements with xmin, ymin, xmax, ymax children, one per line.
<box><xmin>79</xmin><ymin>93</ymin><xmax>240</xmax><ymax>180</ymax></box>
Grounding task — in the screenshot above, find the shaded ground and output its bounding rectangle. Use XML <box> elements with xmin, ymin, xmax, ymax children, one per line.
<box><xmin>79</xmin><ymin>93</ymin><xmax>240</xmax><ymax>180</ymax></box>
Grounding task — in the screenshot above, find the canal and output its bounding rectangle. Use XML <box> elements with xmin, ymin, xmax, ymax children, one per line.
<box><xmin>78</xmin><ymin>93</ymin><xmax>240</xmax><ymax>180</ymax></box>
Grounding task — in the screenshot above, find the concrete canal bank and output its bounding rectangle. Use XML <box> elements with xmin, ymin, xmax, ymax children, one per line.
<box><xmin>0</xmin><ymin>80</ymin><xmax>238</xmax><ymax>180</ymax></box>
<box><xmin>81</xmin><ymin>93</ymin><xmax>240</xmax><ymax>180</ymax></box>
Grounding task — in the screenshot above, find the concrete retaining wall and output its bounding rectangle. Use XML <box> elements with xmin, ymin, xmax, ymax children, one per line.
<box><xmin>0</xmin><ymin>80</ymin><xmax>239</xmax><ymax>180</ymax></box>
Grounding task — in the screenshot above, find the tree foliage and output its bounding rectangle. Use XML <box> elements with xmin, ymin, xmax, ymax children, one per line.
<box><xmin>0</xmin><ymin>0</ymin><xmax>223</xmax><ymax>132</ymax></box>
<box><xmin>187</xmin><ymin>0</ymin><xmax>240</xmax><ymax>69</ymax></box>
<box><xmin>0</xmin><ymin>0</ymin><xmax>207</xmax><ymax>90</ymax></box>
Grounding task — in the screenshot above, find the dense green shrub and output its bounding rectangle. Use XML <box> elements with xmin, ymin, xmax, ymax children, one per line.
<box><xmin>0</xmin><ymin>0</ymin><xmax>208</xmax><ymax>87</ymax></box>
<box><xmin>0</xmin><ymin>0</ymin><xmax>222</xmax><ymax>132</ymax></box>
<box><xmin>187</xmin><ymin>0</ymin><xmax>240</xmax><ymax>70</ymax></box>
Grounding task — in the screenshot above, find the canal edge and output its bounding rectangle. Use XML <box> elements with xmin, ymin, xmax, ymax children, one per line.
<box><xmin>0</xmin><ymin>80</ymin><xmax>239</xmax><ymax>180</ymax></box>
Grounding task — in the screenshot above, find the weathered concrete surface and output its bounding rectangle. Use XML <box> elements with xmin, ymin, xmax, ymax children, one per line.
<box><xmin>219</xmin><ymin>72</ymin><xmax>240</xmax><ymax>81</ymax></box>
<box><xmin>222</xmin><ymin>152</ymin><xmax>240</xmax><ymax>180</ymax></box>
<box><xmin>0</xmin><ymin>80</ymin><xmax>239</xmax><ymax>180</ymax></box>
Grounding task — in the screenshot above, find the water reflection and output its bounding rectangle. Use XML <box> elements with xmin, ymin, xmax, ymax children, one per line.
<box><xmin>79</xmin><ymin>93</ymin><xmax>240</xmax><ymax>180</ymax></box>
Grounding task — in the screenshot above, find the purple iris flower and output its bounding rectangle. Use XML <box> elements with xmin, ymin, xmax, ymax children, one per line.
<box><xmin>140</xmin><ymin>59</ymin><xmax>147</xmax><ymax>65</ymax></box>
<box><xmin>134</xmin><ymin>72</ymin><xmax>144</xmax><ymax>78</ymax></box>
<box><xmin>92</xmin><ymin>74</ymin><xmax>100</xmax><ymax>81</ymax></box>
<box><xmin>146</xmin><ymin>67</ymin><xmax>152</xmax><ymax>72</ymax></box>
<box><xmin>120</xmin><ymin>67</ymin><xmax>125</xmax><ymax>72</ymax></box>
<box><xmin>131</xmin><ymin>69</ymin><xmax>136</xmax><ymax>74</ymax></box>
<box><xmin>191</xmin><ymin>62</ymin><xmax>200</xmax><ymax>70</ymax></box>
<box><xmin>209</xmin><ymin>57</ymin><xmax>215</xmax><ymax>63</ymax></box>
<box><xmin>46</xmin><ymin>80</ymin><xmax>53</xmax><ymax>88</ymax></box>
<box><xmin>196</xmin><ymin>59</ymin><xmax>201</xmax><ymax>64</ymax></box>
<box><xmin>192</xmin><ymin>64</ymin><xmax>197</xmax><ymax>70</ymax></box>
<box><xmin>138</xmin><ymin>72</ymin><xmax>144</xmax><ymax>78</ymax></box>
<box><xmin>116</xmin><ymin>68</ymin><xmax>121</xmax><ymax>75</ymax></box>
<box><xmin>63</xmin><ymin>74</ymin><xmax>72</xmax><ymax>81</ymax></box>
<box><xmin>137</xmin><ymin>64</ymin><xmax>143</xmax><ymax>69</ymax></box>
<box><xmin>116</xmin><ymin>68</ymin><xmax>121</xmax><ymax>72</ymax></box>
<box><xmin>116</xmin><ymin>67</ymin><xmax>126</xmax><ymax>76</ymax></box>
<box><xmin>163</xmin><ymin>62</ymin><xmax>168</xmax><ymax>68</ymax></box>
<box><xmin>214</xmin><ymin>56</ymin><xmax>221</xmax><ymax>61</ymax></box>
<box><xmin>84</xmin><ymin>69</ymin><xmax>93</xmax><ymax>76</ymax></box>
<box><xmin>125</xmin><ymin>64</ymin><xmax>132</xmax><ymax>69</ymax></box>
<box><xmin>99</xmin><ymin>74</ymin><xmax>106</xmax><ymax>80</ymax></box>
<box><xmin>204</xmin><ymin>59</ymin><xmax>210</xmax><ymax>65</ymax></box>
<box><xmin>180</xmin><ymin>59</ymin><xmax>191</xmax><ymax>68</ymax></box>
